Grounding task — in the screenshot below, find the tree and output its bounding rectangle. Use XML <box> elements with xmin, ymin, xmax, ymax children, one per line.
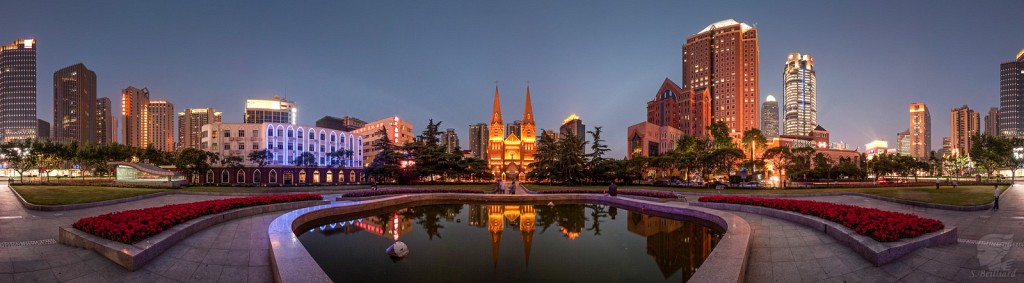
<box><xmin>292</xmin><ymin>152</ymin><xmax>317</xmax><ymax>168</ymax></box>
<box><xmin>763</xmin><ymin>146</ymin><xmax>793</xmax><ymax>188</ymax></box>
<box><xmin>971</xmin><ymin>134</ymin><xmax>1012</xmax><ymax>181</ymax></box>
<box><xmin>1006</xmin><ymin>139</ymin><xmax>1024</xmax><ymax>182</ymax></box>
<box><xmin>173</xmin><ymin>148</ymin><xmax>219</xmax><ymax>183</ymax></box>
<box><xmin>221</xmin><ymin>155</ymin><xmax>245</xmax><ymax>172</ymax></box>
<box><xmin>707</xmin><ymin>121</ymin><xmax>736</xmax><ymax>149</ymax></box>
<box><xmin>247</xmin><ymin>149</ymin><xmax>272</xmax><ymax>172</ymax></box>
<box><xmin>402</xmin><ymin>119</ymin><xmax>446</xmax><ymax>181</ymax></box>
<box><xmin>327</xmin><ymin>149</ymin><xmax>354</xmax><ymax>167</ymax></box>
<box><xmin>1</xmin><ymin>139</ymin><xmax>37</xmax><ymax>181</ymax></box>
<box><xmin>585</xmin><ymin>126</ymin><xmax>612</xmax><ymax>183</ymax></box>
<box><xmin>366</xmin><ymin>126</ymin><xmax>403</xmax><ymax>183</ymax></box>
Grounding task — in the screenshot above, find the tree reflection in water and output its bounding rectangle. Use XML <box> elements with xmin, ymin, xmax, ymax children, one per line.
<box><xmin>400</xmin><ymin>204</ymin><xmax>463</xmax><ymax>240</ymax></box>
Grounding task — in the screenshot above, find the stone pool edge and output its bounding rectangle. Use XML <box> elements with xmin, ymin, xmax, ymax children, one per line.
<box><xmin>268</xmin><ymin>193</ymin><xmax>751</xmax><ymax>283</ymax></box>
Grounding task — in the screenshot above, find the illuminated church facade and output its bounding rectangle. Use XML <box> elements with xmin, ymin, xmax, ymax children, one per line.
<box><xmin>488</xmin><ymin>85</ymin><xmax>537</xmax><ymax>180</ymax></box>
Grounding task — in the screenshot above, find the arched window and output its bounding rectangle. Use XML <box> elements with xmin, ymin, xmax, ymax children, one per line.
<box><xmin>206</xmin><ymin>170</ymin><xmax>214</xmax><ymax>183</ymax></box>
<box><xmin>349</xmin><ymin>171</ymin><xmax>356</xmax><ymax>183</ymax></box>
<box><xmin>221</xmin><ymin>170</ymin><xmax>229</xmax><ymax>183</ymax></box>
<box><xmin>313</xmin><ymin>170</ymin><xmax>320</xmax><ymax>183</ymax></box>
<box><xmin>283</xmin><ymin>172</ymin><xmax>293</xmax><ymax>184</ymax></box>
<box><xmin>267</xmin><ymin>128</ymin><xmax>273</xmax><ymax>136</ymax></box>
<box><xmin>269</xmin><ymin>169</ymin><xmax>278</xmax><ymax>184</ymax></box>
<box><xmin>253</xmin><ymin>169</ymin><xmax>262</xmax><ymax>184</ymax></box>
<box><xmin>237</xmin><ymin>169</ymin><xmax>246</xmax><ymax>183</ymax></box>
<box><xmin>299</xmin><ymin>170</ymin><xmax>307</xmax><ymax>183</ymax></box>
<box><xmin>326</xmin><ymin>171</ymin><xmax>334</xmax><ymax>183</ymax></box>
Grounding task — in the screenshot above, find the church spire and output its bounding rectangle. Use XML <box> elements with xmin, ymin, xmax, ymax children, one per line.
<box><xmin>523</xmin><ymin>85</ymin><xmax>534</xmax><ymax>123</ymax></box>
<box><xmin>490</xmin><ymin>84</ymin><xmax>503</xmax><ymax>125</ymax></box>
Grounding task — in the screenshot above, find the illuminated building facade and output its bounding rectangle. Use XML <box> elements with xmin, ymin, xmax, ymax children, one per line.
<box><xmin>950</xmin><ymin>105</ymin><xmax>979</xmax><ymax>156</ymax></box>
<box><xmin>783</xmin><ymin>53</ymin><xmax>816</xmax><ymax>136</ymax></box>
<box><xmin>683</xmin><ymin>19</ymin><xmax>759</xmax><ymax>139</ymax></box>
<box><xmin>645</xmin><ymin>78</ymin><xmax>710</xmax><ymax>137</ymax></box>
<box><xmin>761</xmin><ymin>94</ymin><xmax>779</xmax><ymax>139</ymax></box>
<box><xmin>245</xmin><ymin>96</ymin><xmax>297</xmax><ymax>125</ymax></box>
<box><xmin>53</xmin><ymin>63</ymin><xmax>96</xmax><ymax>144</ymax></box>
<box><xmin>486</xmin><ymin>205</ymin><xmax>536</xmax><ymax>267</ymax></box>
<box><xmin>909</xmin><ymin>103</ymin><xmax>931</xmax><ymax>159</ymax></box>
<box><xmin>315</xmin><ymin>115</ymin><xmax>366</xmax><ymax>132</ymax></box>
<box><xmin>1</xmin><ymin>39</ymin><xmax>38</xmax><ymax>141</ymax></box>
<box><xmin>468</xmin><ymin>123</ymin><xmax>488</xmax><ymax>159</ymax></box>
<box><xmin>627</xmin><ymin>122</ymin><xmax>683</xmax><ymax>158</ymax></box>
<box><xmin>985</xmin><ymin>107</ymin><xmax>1000</xmax><ymax>137</ymax></box>
<box><xmin>96</xmin><ymin>97</ymin><xmax>116</xmax><ymax>144</ymax></box>
<box><xmin>865</xmin><ymin>139</ymin><xmax>888</xmax><ymax>160</ymax></box>
<box><xmin>999</xmin><ymin>48</ymin><xmax>1024</xmax><ymax>137</ymax></box>
<box><xmin>487</xmin><ymin>85</ymin><xmax>537</xmax><ymax>180</ymax></box>
<box><xmin>144</xmin><ymin>101</ymin><xmax>175</xmax><ymax>151</ymax></box>
<box><xmin>121</xmin><ymin>86</ymin><xmax>150</xmax><ymax>148</ymax></box>
<box><xmin>352</xmin><ymin>116</ymin><xmax>414</xmax><ymax>167</ymax></box>
<box><xmin>560</xmin><ymin>113</ymin><xmax>586</xmax><ymax>148</ymax></box>
<box><xmin>897</xmin><ymin>130</ymin><xmax>911</xmax><ymax>156</ymax></box>
<box><xmin>178</xmin><ymin>108</ymin><xmax>222</xmax><ymax>149</ymax></box>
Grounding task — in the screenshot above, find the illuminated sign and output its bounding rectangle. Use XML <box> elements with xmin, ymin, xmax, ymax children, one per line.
<box><xmin>23</xmin><ymin>39</ymin><xmax>33</xmax><ymax>49</ymax></box>
<box><xmin>246</xmin><ymin>100</ymin><xmax>282</xmax><ymax>110</ymax></box>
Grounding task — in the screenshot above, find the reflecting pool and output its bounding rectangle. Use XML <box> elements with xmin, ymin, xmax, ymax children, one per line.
<box><xmin>298</xmin><ymin>203</ymin><xmax>723</xmax><ymax>282</ymax></box>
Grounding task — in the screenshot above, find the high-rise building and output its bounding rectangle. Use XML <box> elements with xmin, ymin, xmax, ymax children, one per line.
<box><xmin>245</xmin><ymin>96</ymin><xmax>296</xmax><ymax>125</ymax></box>
<box><xmin>352</xmin><ymin>116</ymin><xmax>414</xmax><ymax>167</ymax></box>
<box><xmin>999</xmin><ymin>48</ymin><xmax>1024</xmax><ymax>137</ymax></box>
<box><xmin>506</xmin><ymin>120</ymin><xmax>523</xmax><ymax>139</ymax></box>
<box><xmin>96</xmin><ymin>97</ymin><xmax>116</xmax><ymax>144</ymax></box>
<box><xmin>36</xmin><ymin>119</ymin><xmax>49</xmax><ymax>140</ymax></box>
<box><xmin>0</xmin><ymin>39</ymin><xmax>38</xmax><ymax>141</ymax></box>
<box><xmin>985</xmin><ymin>107</ymin><xmax>1000</xmax><ymax>137</ymax></box>
<box><xmin>178</xmin><ymin>108</ymin><xmax>222</xmax><ymax>149</ymax></box>
<box><xmin>441</xmin><ymin>128</ymin><xmax>460</xmax><ymax>153</ymax></box>
<box><xmin>761</xmin><ymin>94</ymin><xmax>779</xmax><ymax>139</ymax></box>
<box><xmin>468</xmin><ymin>123</ymin><xmax>488</xmax><ymax>159</ymax></box>
<box><xmin>950</xmin><ymin>105</ymin><xmax>979</xmax><ymax>156</ymax></box>
<box><xmin>316</xmin><ymin>116</ymin><xmax>366</xmax><ymax>132</ymax></box>
<box><xmin>783</xmin><ymin>53</ymin><xmax>817</xmax><ymax>136</ymax></box>
<box><xmin>122</xmin><ymin>86</ymin><xmax>150</xmax><ymax>148</ymax></box>
<box><xmin>144</xmin><ymin>101</ymin><xmax>175</xmax><ymax>151</ymax></box>
<box><xmin>53</xmin><ymin>63</ymin><xmax>97</xmax><ymax>144</ymax></box>
<box><xmin>487</xmin><ymin>85</ymin><xmax>537</xmax><ymax>180</ymax></box>
<box><xmin>909</xmin><ymin>103</ymin><xmax>931</xmax><ymax>159</ymax></box>
<box><xmin>941</xmin><ymin>137</ymin><xmax>952</xmax><ymax>157</ymax></box>
<box><xmin>683</xmin><ymin>19</ymin><xmax>759</xmax><ymax>139</ymax></box>
<box><xmin>560</xmin><ymin>113</ymin><xmax>586</xmax><ymax>146</ymax></box>
<box><xmin>897</xmin><ymin>130</ymin><xmax>911</xmax><ymax>156</ymax></box>
<box><xmin>644</xmin><ymin>78</ymin><xmax>710</xmax><ymax>137</ymax></box>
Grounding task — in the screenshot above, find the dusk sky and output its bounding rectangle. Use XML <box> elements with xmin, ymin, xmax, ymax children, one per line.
<box><xmin>3</xmin><ymin>1</ymin><xmax>1023</xmax><ymax>157</ymax></box>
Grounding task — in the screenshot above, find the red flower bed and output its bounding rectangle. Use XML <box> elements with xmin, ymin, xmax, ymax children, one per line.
<box><xmin>538</xmin><ymin>189</ymin><xmax>679</xmax><ymax>199</ymax></box>
<box><xmin>698</xmin><ymin>196</ymin><xmax>944</xmax><ymax>242</ymax></box>
<box><xmin>340</xmin><ymin>188</ymin><xmax>484</xmax><ymax>198</ymax></box>
<box><xmin>73</xmin><ymin>194</ymin><xmax>322</xmax><ymax>244</ymax></box>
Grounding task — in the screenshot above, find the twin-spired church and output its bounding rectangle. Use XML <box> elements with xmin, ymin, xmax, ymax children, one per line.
<box><xmin>488</xmin><ymin>85</ymin><xmax>536</xmax><ymax>181</ymax></box>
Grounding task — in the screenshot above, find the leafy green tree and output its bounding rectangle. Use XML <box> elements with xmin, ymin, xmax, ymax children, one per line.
<box><xmin>763</xmin><ymin>146</ymin><xmax>793</xmax><ymax>188</ymax></box>
<box><xmin>971</xmin><ymin>134</ymin><xmax>1012</xmax><ymax>181</ymax></box>
<box><xmin>248</xmin><ymin>148</ymin><xmax>273</xmax><ymax>171</ymax></box>
<box><xmin>292</xmin><ymin>152</ymin><xmax>317</xmax><ymax>168</ymax></box>
<box><xmin>173</xmin><ymin>148</ymin><xmax>219</xmax><ymax>182</ymax></box>
<box><xmin>1</xmin><ymin>139</ymin><xmax>37</xmax><ymax>181</ymax></box>
<box><xmin>221</xmin><ymin>155</ymin><xmax>245</xmax><ymax>172</ymax></box>
<box><xmin>585</xmin><ymin>126</ymin><xmax>612</xmax><ymax>183</ymax></box>
<box><xmin>366</xmin><ymin>126</ymin><xmax>403</xmax><ymax>183</ymax></box>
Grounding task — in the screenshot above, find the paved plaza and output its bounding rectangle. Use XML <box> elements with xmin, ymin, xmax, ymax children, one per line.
<box><xmin>0</xmin><ymin>182</ymin><xmax>1021</xmax><ymax>282</ymax></box>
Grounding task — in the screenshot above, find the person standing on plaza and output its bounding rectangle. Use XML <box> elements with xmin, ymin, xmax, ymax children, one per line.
<box><xmin>994</xmin><ymin>184</ymin><xmax>1000</xmax><ymax>210</ymax></box>
<box><xmin>935</xmin><ymin>178</ymin><xmax>940</xmax><ymax>190</ymax></box>
<box><xmin>608</xmin><ymin>182</ymin><xmax>618</xmax><ymax>197</ymax></box>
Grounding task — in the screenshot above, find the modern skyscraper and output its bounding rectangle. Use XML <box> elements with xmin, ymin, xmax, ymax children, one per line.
<box><xmin>783</xmin><ymin>53</ymin><xmax>817</xmax><ymax>136</ymax></box>
<box><xmin>53</xmin><ymin>63</ymin><xmax>97</xmax><ymax>144</ymax></box>
<box><xmin>985</xmin><ymin>107</ymin><xmax>1000</xmax><ymax>137</ymax></box>
<box><xmin>178</xmin><ymin>108</ymin><xmax>222</xmax><ymax>149</ymax></box>
<box><xmin>999</xmin><ymin>48</ymin><xmax>1024</xmax><ymax>137</ymax></box>
<box><xmin>761</xmin><ymin>94</ymin><xmax>779</xmax><ymax>139</ymax></box>
<box><xmin>488</xmin><ymin>85</ymin><xmax>537</xmax><ymax>180</ymax></box>
<box><xmin>0</xmin><ymin>39</ymin><xmax>38</xmax><ymax>141</ymax></box>
<box><xmin>316</xmin><ymin>116</ymin><xmax>366</xmax><ymax>132</ymax></box>
<box><xmin>468</xmin><ymin>123</ymin><xmax>488</xmax><ymax>159</ymax></box>
<box><xmin>950</xmin><ymin>105</ymin><xmax>979</xmax><ymax>156</ymax></box>
<box><xmin>245</xmin><ymin>95</ymin><xmax>296</xmax><ymax>125</ymax></box>
<box><xmin>144</xmin><ymin>101</ymin><xmax>175</xmax><ymax>151</ymax></box>
<box><xmin>897</xmin><ymin>130</ymin><xmax>911</xmax><ymax>156</ymax></box>
<box><xmin>441</xmin><ymin>128</ymin><xmax>460</xmax><ymax>153</ymax></box>
<box><xmin>683</xmin><ymin>19</ymin><xmax>759</xmax><ymax>139</ymax></box>
<box><xmin>122</xmin><ymin>86</ymin><xmax>150</xmax><ymax>148</ymax></box>
<box><xmin>36</xmin><ymin>119</ymin><xmax>49</xmax><ymax>140</ymax></box>
<box><xmin>96</xmin><ymin>97</ymin><xmax>116</xmax><ymax>144</ymax></box>
<box><xmin>560</xmin><ymin>113</ymin><xmax>586</xmax><ymax>147</ymax></box>
<box><xmin>909</xmin><ymin>103</ymin><xmax>931</xmax><ymax>159</ymax></box>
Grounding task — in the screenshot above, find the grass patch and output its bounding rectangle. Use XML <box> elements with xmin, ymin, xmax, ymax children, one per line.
<box><xmin>526</xmin><ymin>184</ymin><xmax>1004</xmax><ymax>206</ymax></box>
<box><xmin>11</xmin><ymin>186</ymin><xmax>168</xmax><ymax>205</ymax></box>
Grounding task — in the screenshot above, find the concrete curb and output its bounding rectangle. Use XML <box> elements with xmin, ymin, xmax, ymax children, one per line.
<box><xmin>58</xmin><ymin>200</ymin><xmax>328</xmax><ymax>271</ymax></box>
<box><xmin>691</xmin><ymin>201</ymin><xmax>957</xmax><ymax>266</ymax></box>
<box><xmin>9</xmin><ymin>186</ymin><xmax>172</xmax><ymax>211</ymax></box>
<box><xmin>269</xmin><ymin>194</ymin><xmax>750</xmax><ymax>283</ymax></box>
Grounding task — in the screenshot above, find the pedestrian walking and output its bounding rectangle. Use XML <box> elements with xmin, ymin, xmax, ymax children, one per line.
<box><xmin>953</xmin><ymin>180</ymin><xmax>958</xmax><ymax>189</ymax></box>
<box><xmin>935</xmin><ymin>179</ymin><xmax>940</xmax><ymax>190</ymax></box>
<box><xmin>994</xmin><ymin>185</ymin><xmax>1001</xmax><ymax>210</ymax></box>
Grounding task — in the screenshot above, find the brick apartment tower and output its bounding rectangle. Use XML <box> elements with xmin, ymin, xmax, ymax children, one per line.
<box><xmin>950</xmin><ymin>105</ymin><xmax>979</xmax><ymax>156</ymax></box>
<box><xmin>683</xmin><ymin>19</ymin><xmax>760</xmax><ymax>140</ymax></box>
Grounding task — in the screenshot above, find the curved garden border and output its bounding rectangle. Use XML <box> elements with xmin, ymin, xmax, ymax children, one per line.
<box><xmin>59</xmin><ymin>200</ymin><xmax>328</xmax><ymax>271</ymax></box>
<box><xmin>690</xmin><ymin>201</ymin><xmax>957</xmax><ymax>266</ymax></box>
<box><xmin>269</xmin><ymin>193</ymin><xmax>751</xmax><ymax>283</ymax></box>
<box><xmin>8</xmin><ymin>185</ymin><xmax>172</xmax><ymax>211</ymax></box>
<box><xmin>669</xmin><ymin>188</ymin><xmax>1009</xmax><ymax>211</ymax></box>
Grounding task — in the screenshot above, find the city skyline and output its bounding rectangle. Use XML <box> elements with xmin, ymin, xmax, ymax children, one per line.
<box><xmin>1</xmin><ymin>1</ymin><xmax>1022</xmax><ymax>157</ymax></box>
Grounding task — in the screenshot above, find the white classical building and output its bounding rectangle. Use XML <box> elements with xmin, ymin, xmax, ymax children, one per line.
<box><xmin>200</xmin><ymin>122</ymin><xmax>363</xmax><ymax>168</ymax></box>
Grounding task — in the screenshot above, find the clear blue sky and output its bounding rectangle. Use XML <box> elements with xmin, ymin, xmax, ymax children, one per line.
<box><xmin>3</xmin><ymin>0</ymin><xmax>1022</xmax><ymax>157</ymax></box>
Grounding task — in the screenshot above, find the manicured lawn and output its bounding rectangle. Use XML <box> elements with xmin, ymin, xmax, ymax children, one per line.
<box><xmin>11</xmin><ymin>186</ymin><xmax>168</xmax><ymax>205</ymax></box>
<box><xmin>526</xmin><ymin>184</ymin><xmax>1005</xmax><ymax>206</ymax></box>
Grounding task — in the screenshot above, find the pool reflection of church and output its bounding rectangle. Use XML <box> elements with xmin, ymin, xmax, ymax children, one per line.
<box><xmin>485</xmin><ymin>205</ymin><xmax>537</xmax><ymax>267</ymax></box>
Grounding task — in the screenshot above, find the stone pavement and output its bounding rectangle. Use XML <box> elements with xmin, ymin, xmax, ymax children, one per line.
<box><xmin>0</xmin><ymin>183</ymin><xmax>344</xmax><ymax>282</ymax></box>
